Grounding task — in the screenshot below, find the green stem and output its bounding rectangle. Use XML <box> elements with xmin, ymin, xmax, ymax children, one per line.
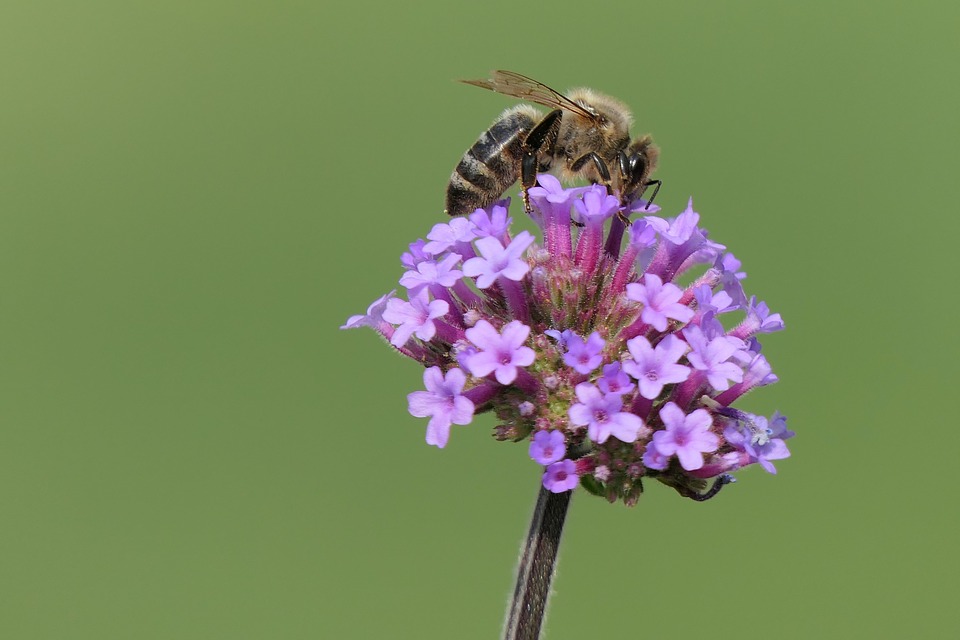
<box><xmin>502</xmin><ymin>485</ymin><xmax>572</xmax><ymax>640</ymax></box>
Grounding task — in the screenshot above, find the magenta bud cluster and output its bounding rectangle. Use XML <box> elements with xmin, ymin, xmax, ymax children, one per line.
<box><xmin>342</xmin><ymin>176</ymin><xmax>791</xmax><ymax>504</ymax></box>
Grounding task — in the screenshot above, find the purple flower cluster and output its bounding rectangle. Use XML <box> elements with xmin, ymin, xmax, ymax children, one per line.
<box><xmin>343</xmin><ymin>178</ymin><xmax>792</xmax><ymax>504</ymax></box>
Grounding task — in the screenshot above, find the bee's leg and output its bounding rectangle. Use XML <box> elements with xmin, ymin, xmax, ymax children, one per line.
<box><xmin>609</xmin><ymin>151</ymin><xmax>640</xmax><ymax>223</ymax></box>
<box><xmin>619</xmin><ymin>151</ymin><xmax>662</xmax><ymax>211</ymax></box>
<box><xmin>636</xmin><ymin>180</ymin><xmax>662</xmax><ymax>210</ymax></box>
<box><xmin>569</xmin><ymin>152</ymin><xmax>614</xmax><ymax>227</ymax></box>
<box><xmin>570</xmin><ymin>152</ymin><xmax>612</xmax><ymax>190</ymax></box>
<box><xmin>519</xmin><ymin>155</ymin><xmax>538</xmax><ymax>215</ymax></box>
<box><xmin>520</xmin><ymin>109</ymin><xmax>562</xmax><ymax>214</ymax></box>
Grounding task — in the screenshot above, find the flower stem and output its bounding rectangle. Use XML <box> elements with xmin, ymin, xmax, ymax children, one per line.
<box><xmin>502</xmin><ymin>485</ymin><xmax>572</xmax><ymax>640</ymax></box>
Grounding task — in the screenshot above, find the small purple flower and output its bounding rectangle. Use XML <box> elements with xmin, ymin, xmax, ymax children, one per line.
<box><xmin>713</xmin><ymin>350</ymin><xmax>778</xmax><ymax>407</ymax></box>
<box><xmin>542</xmin><ymin>459</ymin><xmax>579</xmax><ymax>493</ymax></box>
<box><xmin>545</xmin><ymin>329</ymin><xmax>574</xmax><ymax>349</ymax></box>
<box><xmin>422</xmin><ymin>217</ymin><xmax>477</xmax><ymax>255</ymax></box>
<box><xmin>382</xmin><ymin>290</ymin><xmax>449</xmax><ymax>347</ymax></box>
<box><xmin>697</xmin><ymin>314</ymin><xmax>730</xmax><ymax>342</ymax></box>
<box><xmin>751</xmin><ymin>297</ymin><xmax>784</xmax><ymax>333</ymax></box>
<box><xmin>528</xmin><ymin>174</ymin><xmax>585</xmax><ymax>216</ymax></box>
<box><xmin>529</xmin><ymin>430</ymin><xmax>566</xmax><ymax>465</ymax></box>
<box><xmin>626</xmin><ymin>218</ymin><xmax>658</xmax><ymax>270</ymax></box>
<box><xmin>716</xmin><ymin>252</ymin><xmax>748</xmax><ymax>308</ymax></box>
<box><xmin>644</xmin><ymin>199</ymin><xmax>725</xmax><ymax>274</ymax></box>
<box><xmin>462</xmin><ymin>232</ymin><xmax>534</xmax><ymax>289</ymax></box>
<box><xmin>646</xmin><ymin>199</ymin><xmax>700</xmax><ymax>245</ymax></box>
<box><xmin>722</xmin><ymin>413</ymin><xmax>769</xmax><ymax>448</ymax></box>
<box><xmin>723</xmin><ymin>411</ymin><xmax>792</xmax><ymax>474</ymax></box>
<box><xmin>622</xmin><ymin>334</ymin><xmax>691</xmax><ymax>399</ymax></box>
<box><xmin>563</xmin><ymin>331</ymin><xmax>605</xmax><ymax>374</ymax></box>
<box><xmin>693</xmin><ymin>284</ymin><xmax>735</xmax><ymax>317</ymax></box>
<box><xmin>454</xmin><ymin>343</ymin><xmax>478</xmax><ymax>370</ymax></box>
<box><xmin>400</xmin><ymin>240</ymin><xmax>433</xmax><ymax>270</ymax></box>
<box><xmin>719</xmin><ymin>252</ymin><xmax>746</xmax><ymax>280</ymax></box>
<box><xmin>611</xmin><ymin>219</ymin><xmax>659</xmax><ymax>293</ymax></box>
<box><xmin>691</xmin><ymin>234</ymin><xmax>727</xmax><ymax>267</ymax></box>
<box><xmin>399</xmin><ymin>253</ymin><xmax>463</xmax><ymax>296</ymax></box>
<box><xmin>642</xmin><ymin>446</ymin><xmax>670</xmax><ymax>471</ymax></box>
<box><xmin>730</xmin><ymin>296</ymin><xmax>785</xmax><ymax>339</ymax></box>
<box><xmin>628</xmin><ymin>219</ymin><xmax>658</xmax><ymax>251</ymax></box>
<box><xmin>597</xmin><ymin>362</ymin><xmax>635</xmax><ymax>396</ymax></box>
<box><xmin>684</xmin><ymin>325</ymin><xmax>746</xmax><ymax>392</ymax></box>
<box><xmin>407</xmin><ymin>367</ymin><xmax>475</xmax><ymax>448</ymax></box>
<box><xmin>573</xmin><ymin>185</ymin><xmax>620</xmax><ymax>226</ymax></box>
<box><xmin>341</xmin><ymin>290</ymin><xmax>396</xmax><ymax>329</ymax></box>
<box><xmin>573</xmin><ymin>186</ymin><xmax>620</xmax><ymax>272</ymax></box>
<box><xmin>568</xmin><ymin>383</ymin><xmax>648</xmax><ymax>444</ymax></box>
<box><xmin>463</xmin><ymin>320</ymin><xmax>535</xmax><ymax>384</ymax></box>
<box><xmin>626</xmin><ymin>273</ymin><xmax>695</xmax><ymax>331</ymax></box>
<box><xmin>769</xmin><ymin>411</ymin><xmax>795</xmax><ymax>440</ymax></box>
<box><xmin>743</xmin><ymin>352</ymin><xmax>777</xmax><ymax>387</ymax></box>
<box><xmin>650</xmin><ymin>402</ymin><xmax>720</xmax><ymax>471</ymax></box>
<box><xmin>469</xmin><ymin>200</ymin><xmax>511</xmax><ymax>239</ymax></box>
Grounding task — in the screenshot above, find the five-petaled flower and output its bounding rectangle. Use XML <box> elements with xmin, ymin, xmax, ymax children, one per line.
<box><xmin>563</xmin><ymin>332</ymin><xmax>606</xmax><ymax>375</ymax></box>
<box><xmin>381</xmin><ymin>289</ymin><xmax>449</xmax><ymax>348</ymax></box>
<box><xmin>622</xmin><ymin>334</ymin><xmax>691</xmax><ymax>400</ymax></box>
<box><xmin>626</xmin><ymin>273</ymin><xmax>695</xmax><ymax>331</ymax></box>
<box><xmin>407</xmin><ymin>367</ymin><xmax>475</xmax><ymax>449</ymax></box>
<box><xmin>462</xmin><ymin>320</ymin><xmax>536</xmax><ymax>385</ymax></box>
<box><xmin>463</xmin><ymin>232</ymin><xmax>534</xmax><ymax>289</ymax></box>
<box><xmin>648</xmin><ymin>402</ymin><xmax>720</xmax><ymax>471</ymax></box>
<box><xmin>543</xmin><ymin>459</ymin><xmax>579</xmax><ymax>493</ymax></box>
<box><xmin>529</xmin><ymin>430</ymin><xmax>567</xmax><ymax>466</ymax></box>
<box><xmin>569</xmin><ymin>382</ymin><xmax>649</xmax><ymax>445</ymax></box>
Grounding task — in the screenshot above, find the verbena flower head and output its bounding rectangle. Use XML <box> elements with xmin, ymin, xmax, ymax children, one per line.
<box><xmin>343</xmin><ymin>181</ymin><xmax>791</xmax><ymax>504</ymax></box>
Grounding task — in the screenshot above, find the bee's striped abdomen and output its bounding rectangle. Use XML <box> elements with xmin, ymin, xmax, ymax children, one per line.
<box><xmin>445</xmin><ymin>107</ymin><xmax>538</xmax><ymax>216</ymax></box>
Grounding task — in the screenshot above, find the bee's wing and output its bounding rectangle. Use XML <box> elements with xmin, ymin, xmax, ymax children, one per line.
<box><xmin>461</xmin><ymin>70</ymin><xmax>600</xmax><ymax>122</ymax></box>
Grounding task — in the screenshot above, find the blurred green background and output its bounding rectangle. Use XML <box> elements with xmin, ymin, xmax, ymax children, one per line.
<box><xmin>1</xmin><ymin>1</ymin><xmax>957</xmax><ymax>638</ymax></box>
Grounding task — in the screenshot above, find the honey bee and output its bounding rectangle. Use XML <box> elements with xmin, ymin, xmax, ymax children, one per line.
<box><xmin>445</xmin><ymin>70</ymin><xmax>661</xmax><ymax>217</ymax></box>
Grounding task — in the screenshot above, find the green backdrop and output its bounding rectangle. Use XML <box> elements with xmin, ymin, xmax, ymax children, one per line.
<box><xmin>2</xmin><ymin>1</ymin><xmax>958</xmax><ymax>638</ymax></box>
